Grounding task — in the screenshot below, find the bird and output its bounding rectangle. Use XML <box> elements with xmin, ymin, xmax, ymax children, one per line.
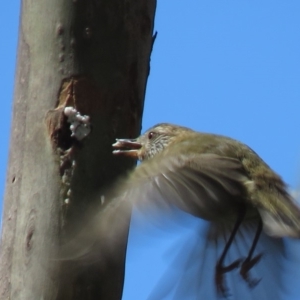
<box><xmin>111</xmin><ymin>123</ymin><xmax>300</xmax><ymax>295</ymax></box>
<box><xmin>61</xmin><ymin>123</ymin><xmax>300</xmax><ymax>297</ymax></box>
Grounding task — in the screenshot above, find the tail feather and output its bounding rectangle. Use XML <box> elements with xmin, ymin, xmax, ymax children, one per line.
<box><xmin>259</xmin><ymin>208</ymin><xmax>300</xmax><ymax>238</ymax></box>
<box><xmin>257</xmin><ymin>191</ymin><xmax>300</xmax><ymax>238</ymax></box>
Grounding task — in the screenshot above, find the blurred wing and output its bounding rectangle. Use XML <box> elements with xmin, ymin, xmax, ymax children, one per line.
<box><xmin>126</xmin><ymin>152</ymin><xmax>252</xmax><ymax>220</ymax></box>
<box><xmin>59</xmin><ymin>149</ymin><xmax>300</xmax><ymax>299</ymax></box>
<box><xmin>59</xmin><ymin>152</ymin><xmax>252</xmax><ymax>261</ymax></box>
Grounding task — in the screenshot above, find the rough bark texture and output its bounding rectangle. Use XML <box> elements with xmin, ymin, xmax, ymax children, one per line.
<box><xmin>0</xmin><ymin>0</ymin><xmax>156</xmax><ymax>299</ymax></box>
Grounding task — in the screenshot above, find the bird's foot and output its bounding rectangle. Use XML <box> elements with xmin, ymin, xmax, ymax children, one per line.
<box><xmin>240</xmin><ymin>253</ymin><xmax>263</xmax><ymax>288</ymax></box>
<box><xmin>215</xmin><ymin>259</ymin><xmax>243</xmax><ymax>297</ymax></box>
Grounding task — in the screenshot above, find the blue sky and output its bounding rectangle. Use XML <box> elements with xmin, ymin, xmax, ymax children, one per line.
<box><xmin>1</xmin><ymin>1</ymin><xmax>300</xmax><ymax>299</ymax></box>
<box><xmin>0</xmin><ymin>1</ymin><xmax>20</xmax><ymax>209</ymax></box>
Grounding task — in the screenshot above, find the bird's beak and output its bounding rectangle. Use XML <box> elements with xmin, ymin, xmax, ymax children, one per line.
<box><xmin>112</xmin><ymin>138</ymin><xmax>142</xmax><ymax>158</ymax></box>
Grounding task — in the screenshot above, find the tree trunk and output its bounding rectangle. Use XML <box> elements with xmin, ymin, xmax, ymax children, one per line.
<box><xmin>0</xmin><ymin>0</ymin><xmax>156</xmax><ymax>299</ymax></box>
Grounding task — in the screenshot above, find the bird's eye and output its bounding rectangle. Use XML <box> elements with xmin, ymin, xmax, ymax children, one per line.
<box><xmin>148</xmin><ymin>132</ymin><xmax>155</xmax><ymax>140</ymax></box>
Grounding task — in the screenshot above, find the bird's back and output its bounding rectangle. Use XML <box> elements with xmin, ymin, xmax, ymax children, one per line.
<box><xmin>165</xmin><ymin>130</ymin><xmax>300</xmax><ymax>238</ymax></box>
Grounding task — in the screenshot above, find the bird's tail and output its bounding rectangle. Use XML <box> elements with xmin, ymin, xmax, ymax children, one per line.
<box><xmin>255</xmin><ymin>189</ymin><xmax>300</xmax><ymax>238</ymax></box>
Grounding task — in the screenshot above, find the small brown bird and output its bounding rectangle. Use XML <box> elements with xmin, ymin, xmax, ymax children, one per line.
<box><xmin>111</xmin><ymin>123</ymin><xmax>300</xmax><ymax>295</ymax></box>
<box><xmin>61</xmin><ymin>123</ymin><xmax>300</xmax><ymax>296</ymax></box>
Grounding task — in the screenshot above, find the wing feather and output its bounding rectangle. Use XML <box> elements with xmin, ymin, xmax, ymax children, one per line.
<box><xmin>59</xmin><ymin>151</ymin><xmax>254</xmax><ymax>261</ymax></box>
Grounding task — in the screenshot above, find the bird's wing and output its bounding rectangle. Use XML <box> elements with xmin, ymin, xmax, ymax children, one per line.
<box><xmin>59</xmin><ymin>152</ymin><xmax>253</xmax><ymax>261</ymax></box>
<box><xmin>59</xmin><ymin>152</ymin><xmax>292</xmax><ymax>300</ymax></box>
<box><xmin>124</xmin><ymin>151</ymin><xmax>253</xmax><ymax>221</ymax></box>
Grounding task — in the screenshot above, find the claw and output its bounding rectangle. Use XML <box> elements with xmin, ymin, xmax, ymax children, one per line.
<box><xmin>240</xmin><ymin>253</ymin><xmax>263</xmax><ymax>288</ymax></box>
<box><xmin>215</xmin><ymin>258</ymin><xmax>243</xmax><ymax>296</ymax></box>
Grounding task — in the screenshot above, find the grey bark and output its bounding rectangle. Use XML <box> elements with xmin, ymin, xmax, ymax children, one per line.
<box><xmin>0</xmin><ymin>0</ymin><xmax>156</xmax><ymax>299</ymax></box>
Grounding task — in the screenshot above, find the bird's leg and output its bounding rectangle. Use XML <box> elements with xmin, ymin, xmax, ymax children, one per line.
<box><xmin>240</xmin><ymin>219</ymin><xmax>263</xmax><ymax>288</ymax></box>
<box><xmin>215</xmin><ymin>206</ymin><xmax>246</xmax><ymax>296</ymax></box>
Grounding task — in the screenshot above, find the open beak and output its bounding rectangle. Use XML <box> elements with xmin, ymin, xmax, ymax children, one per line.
<box><xmin>112</xmin><ymin>138</ymin><xmax>142</xmax><ymax>158</ymax></box>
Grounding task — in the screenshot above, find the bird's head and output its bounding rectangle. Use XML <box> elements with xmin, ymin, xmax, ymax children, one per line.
<box><xmin>112</xmin><ymin>123</ymin><xmax>193</xmax><ymax>161</ymax></box>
